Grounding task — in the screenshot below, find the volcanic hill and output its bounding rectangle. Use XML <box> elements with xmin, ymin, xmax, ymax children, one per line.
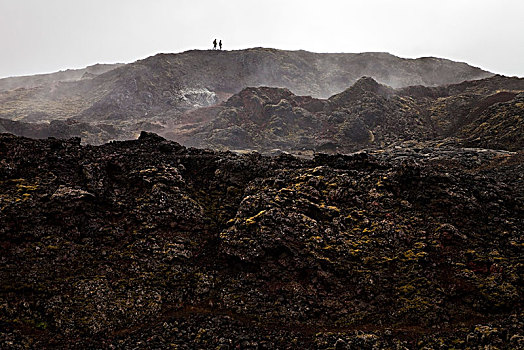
<box><xmin>165</xmin><ymin>75</ymin><xmax>524</xmax><ymax>153</ymax></box>
<box><xmin>0</xmin><ymin>48</ymin><xmax>493</xmax><ymax>146</ymax></box>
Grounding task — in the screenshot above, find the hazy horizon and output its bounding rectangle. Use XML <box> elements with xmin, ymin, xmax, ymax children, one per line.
<box><xmin>0</xmin><ymin>47</ymin><xmax>502</xmax><ymax>79</ymax></box>
<box><xmin>1</xmin><ymin>0</ymin><xmax>523</xmax><ymax>79</ymax></box>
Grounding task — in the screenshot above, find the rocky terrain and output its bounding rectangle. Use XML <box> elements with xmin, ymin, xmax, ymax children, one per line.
<box><xmin>2</xmin><ymin>71</ymin><xmax>522</xmax><ymax>155</ymax></box>
<box><xmin>1</xmin><ymin>132</ymin><xmax>523</xmax><ymax>348</ymax></box>
<box><xmin>1</xmin><ymin>48</ymin><xmax>523</xmax><ymax>348</ymax></box>
<box><xmin>166</xmin><ymin>75</ymin><xmax>524</xmax><ymax>153</ymax></box>
<box><xmin>0</xmin><ymin>118</ymin><xmax>129</xmax><ymax>145</ymax></box>
<box><xmin>0</xmin><ymin>48</ymin><xmax>493</xmax><ymax>146</ymax></box>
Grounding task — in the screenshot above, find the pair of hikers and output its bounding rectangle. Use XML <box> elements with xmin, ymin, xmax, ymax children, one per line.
<box><xmin>213</xmin><ymin>39</ymin><xmax>222</xmax><ymax>50</ymax></box>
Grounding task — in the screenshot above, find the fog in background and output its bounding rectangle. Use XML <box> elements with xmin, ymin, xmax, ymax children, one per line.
<box><xmin>1</xmin><ymin>0</ymin><xmax>523</xmax><ymax>78</ymax></box>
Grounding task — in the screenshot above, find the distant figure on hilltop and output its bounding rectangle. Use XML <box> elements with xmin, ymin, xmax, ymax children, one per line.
<box><xmin>213</xmin><ymin>39</ymin><xmax>217</xmax><ymax>50</ymax></box>
<box><xmin>219</xmin><ymin>40</ymin><xmax>222</xmax><ymax>50</ymax></box>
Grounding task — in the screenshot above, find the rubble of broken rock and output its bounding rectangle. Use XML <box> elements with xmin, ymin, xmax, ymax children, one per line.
<box><xmin>1</xmin><ymin>132</ymin><xmax>523</xmax><ymax>349</ymax></box>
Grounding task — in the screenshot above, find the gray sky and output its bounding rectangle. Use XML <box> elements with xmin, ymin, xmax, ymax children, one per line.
<box><xmin>1</xmin><ymin>0</ymin><xmax>523</xmax><ymax>78</ymax></box>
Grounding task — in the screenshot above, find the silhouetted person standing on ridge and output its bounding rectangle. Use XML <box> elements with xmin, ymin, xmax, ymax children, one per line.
<box><xmin>219</xmin><ymin>40</ymin><xmax>222</xmax><ymax>50</ymax></box>
<box><xmin>213</xmin><ymin>39</ymin><xmax>217</xmax><ymax>50</ymax></box>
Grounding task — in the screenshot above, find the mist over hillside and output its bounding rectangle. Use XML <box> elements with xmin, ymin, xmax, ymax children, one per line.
<box><xmin>0</xmin><ymin>63</ymin><xmax>123</xmax><ymax>91</ymax></box>
<box><xmin>0</xmin><ymin>48</ymin><xmax>509</xmax><ymax>152</ymax></box>
<box><xmin>167</xmin><ymin>75</ymin><xmax>524</xmax><ymax>153</ymax></box>
<box><xmin>0</xmin><ymin>48</ymin><xmax>491</xmax><ymax>123</ymax></box>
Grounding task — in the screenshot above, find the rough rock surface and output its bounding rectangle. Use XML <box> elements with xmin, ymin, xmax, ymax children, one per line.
<box><xmin>0</xmin><ymin>118</ymin><xmax>130</xmax><ymax>145</ymax></box>
<box><xmin>0</xmin><ymin>48</ymin><xmax>492</xmax><ymax>142</ymax></box>
<box><xmin>459</xmin><ymin>92</ymin><xmax>524</xmax><ymax>151</ymax></box>
<box><xmin>168</xmin><ymin>75</ymin><xmax>524</xmax><ymax>153</ymax></box>
<box><xmin>1</xmin><ymin>132</ymin><xmax>522</xmax><ymax>348</ymax></box>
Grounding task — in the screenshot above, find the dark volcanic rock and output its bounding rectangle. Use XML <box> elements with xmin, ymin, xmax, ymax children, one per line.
<box><xmin>1</xmin><ymin>133</ymin><xmax>522</xmax><ymax>348</ymax></box>
<box><xmin>168</xmin><ymin>75</ymin><xmax>524</xmax><ymax>153</ymax></box>
<box><xmin>0</xmin><ymin>118</ymin><xmax>129</xmax><ymax>144</ymax></box>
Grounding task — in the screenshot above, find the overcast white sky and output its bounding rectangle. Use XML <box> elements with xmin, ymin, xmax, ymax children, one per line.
<box><xmin>1</xmin><ymin>0</ymin><xmax>523</xmax><ymax>78</ymax></box>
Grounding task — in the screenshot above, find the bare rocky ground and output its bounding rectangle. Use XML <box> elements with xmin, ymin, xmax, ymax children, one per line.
<box><xmin>0</xmin><ymin>48</ymin><xmax>522</xmax><ymax>349</ymax></box>
<box><xmin>1</xmin><ymin>132</ymin><xmax>522</xmax><ymax>349</ymax></box>
<box><xmin>2</xmin><ymin>73</ymin><xmax>522</xmax><ymax>154</ymax></box>
<box><xmin>165</xmin><ymin>75</ymin><xmax>524</xmax><ymax>155</ymax></box>
<box><xmin>0</xmin><ymin>48</ymin><xmax>494</xmax><ymax>148</ymax></box>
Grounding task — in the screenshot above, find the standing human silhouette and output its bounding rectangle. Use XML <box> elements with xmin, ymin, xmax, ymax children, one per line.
<box><xmin>219</xmin><ymin>40</ymin><xmax>222</xmax><ymax>50</ymax></box>
<box><xmin>213</xmin><ymin>39</ymin><xmax>217</xmax><ymax>50</ymax></box>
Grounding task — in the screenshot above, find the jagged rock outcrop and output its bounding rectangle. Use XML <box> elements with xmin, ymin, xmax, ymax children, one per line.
<box><xmin>168</xmin><ymin>75</ymin><xmax>524</xmax><ymax>153</ymax></box>
<box><xmin>2</xmin><ymin>70</ymin><xmax>521</xmax><ymax>154</ymax></box>
<box><xmin>1</xmin><ymin>133</ymin><xmax>522</xmax><ymax>348</ymax></box>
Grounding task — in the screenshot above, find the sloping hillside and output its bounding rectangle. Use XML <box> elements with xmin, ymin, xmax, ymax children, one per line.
<box><xmin>0</xmin><ymin>48</ymin><xmax>492</xmax><ymax>125</ymax></box>
<box><xmin>165</xmin><ymin>75</ymin><xmax>524</xmax><ymax>153</ymax></box>
<box><xmin>0</xmin><ymin>63</ymin><xmax>122</xmax><ymax>91</ymax></box>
